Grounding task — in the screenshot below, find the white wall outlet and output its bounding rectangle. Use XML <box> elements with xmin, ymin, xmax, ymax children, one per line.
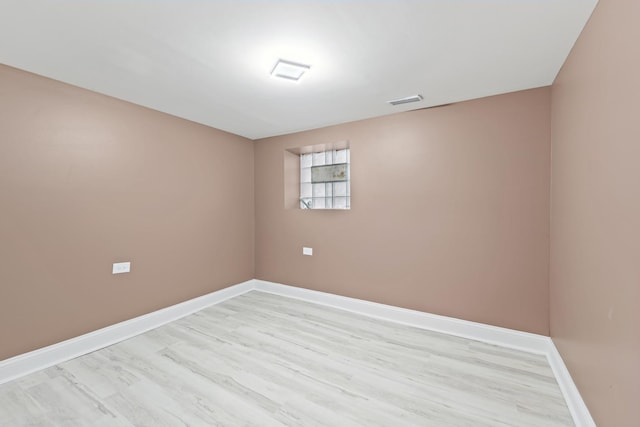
<box><xmin>303</xmin><ymin>247</ymin><xmax>313</xmax><ymax>256</ymax></box>
<box><xmin>112</xmin><ymin>262</ymin><xmax>131</xmax><ymax>274</ymax></box>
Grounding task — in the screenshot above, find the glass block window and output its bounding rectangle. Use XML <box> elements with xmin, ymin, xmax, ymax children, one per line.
<box><xmin>300</xmin><ymin>148</ymin><xmax>350</xmax><ymax>209</ymax></box>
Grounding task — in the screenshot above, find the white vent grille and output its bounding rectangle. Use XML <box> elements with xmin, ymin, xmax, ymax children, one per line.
<box><xmin>388</xmin><ymin>94</ymin><xmax>423</xmax><ymax>106</ymax></box>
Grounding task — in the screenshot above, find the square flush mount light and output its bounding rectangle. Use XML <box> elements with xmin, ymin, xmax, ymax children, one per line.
<box><xmin>271</xmin><ymin>59</ymin><xmax>311</xmax><ymax>81</ymax></box>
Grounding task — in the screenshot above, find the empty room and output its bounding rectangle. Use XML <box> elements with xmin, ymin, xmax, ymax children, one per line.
<box><xmin>0</xmin><ymin>0</ymin><xmax>637</xmax><ymax>426</ymax></box>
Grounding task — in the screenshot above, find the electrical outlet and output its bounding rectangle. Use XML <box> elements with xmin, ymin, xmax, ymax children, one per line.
<box><xmin>303</xmin><ymin>247</ymin><xmax>313</xmax><ymax>256</ymax></box>
<box><xmin>112</xmin><ymin>262</ymin><xmax>131</xmax><ymax>274</ymax></box>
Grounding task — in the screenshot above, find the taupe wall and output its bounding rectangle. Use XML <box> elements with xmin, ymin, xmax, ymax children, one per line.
<box><xmin>0</xmin><ymin>65</ymin><xmax>254</xmax><ymax>361</ymax></box>
<box><xmin>255</xmin><ymin>88</ymin><xmax>551</xmax><ymax>335</ymax></box>
<box><xmin>4</xmin><ymin>12</ymin><xmax>636</xmax><ymax>421</ymax></box>
<box><xmin>550</xmin><ymin>0</ymin><xmax>640</xmax><ymax>425</ymax></box>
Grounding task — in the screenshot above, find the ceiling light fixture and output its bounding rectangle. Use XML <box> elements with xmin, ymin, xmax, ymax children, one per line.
<box><xmin>271</xmin><ymin>59</ymin><xmax>311</xmax><ymax>81</ymax></box>
<box><xmin>388</xmin><ymin>94</ymin><xmax>424</xmax><ymax>106</ymax></box>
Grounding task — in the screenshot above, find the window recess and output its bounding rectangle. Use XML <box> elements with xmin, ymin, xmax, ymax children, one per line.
<box><xmin>300</xmin><ymin>148</ymin><xmax>350</xmax><ymax>209</ymax></box>
<box><xmin>284</xmin><ymin>143</ymin><xmax>350</xmax><ymax>210</ymax></box>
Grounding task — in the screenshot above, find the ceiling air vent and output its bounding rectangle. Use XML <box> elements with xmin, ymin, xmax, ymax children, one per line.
<box><xmin>388</xmin><ymin>94</ymin><xmax>423</xmax><ymax>106</ymax></box>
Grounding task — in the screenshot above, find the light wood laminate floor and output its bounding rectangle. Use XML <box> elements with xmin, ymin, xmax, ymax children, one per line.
<box><xmin>0</xmin><ymin>291</ymin><xmax>574</xmax><ymax>426</ymax></box>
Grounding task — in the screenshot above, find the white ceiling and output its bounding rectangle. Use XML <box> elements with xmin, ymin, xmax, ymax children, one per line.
<box><xmin>0</xmin><ymin>1</ymin><xmax>597</xmax><ymax>140</ymax></box>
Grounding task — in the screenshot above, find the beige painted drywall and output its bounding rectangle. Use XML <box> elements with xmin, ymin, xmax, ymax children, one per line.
<box><xmin>0</xmin><ymin>65</ymin><xmax>255</xmax><ymax>361</ymax></box>
<box><xmin>255</xmin><ymin>88</ymin><xmax>551</xmax><ymax>335</ymax></box>
<box><xmin>5</xmin><ymin>17</ymin><xmax>637</xmax><ymax>422</ymax></box>
<box><xmin>550</xmin><ymin>0</ymin><xmax>640</xmax><ymax>425</ymax></box>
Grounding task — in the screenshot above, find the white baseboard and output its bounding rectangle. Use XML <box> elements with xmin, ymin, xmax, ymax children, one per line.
<box><xmin>547</xmin><ymin>340</ymin><xmax>597</xmax><ymax>427</ymax></box>
<box><xmin>253</xmin><ymin>280</ymin><xmax>550</xmax><ymax>354</ymax></box>
<box><xmin>0</xmin><ymin>277</ymin><xmax>595</xmax><ymax>427</ymax></box>
<box><xmin>0</xmin><ymin>279</ymin><xmax>254</xmax><ymax>386</ymax></box>
<box><xmin>252</xmin><ymin>279</ymin><xmax>596</xmax><ymax>427</ymax></box>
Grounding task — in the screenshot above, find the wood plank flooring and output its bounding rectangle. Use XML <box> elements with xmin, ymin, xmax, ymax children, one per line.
<box><xmin>0</xmin><ymin>291</ymin><xmax>574</xmax><ymax>426</ymax></box>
